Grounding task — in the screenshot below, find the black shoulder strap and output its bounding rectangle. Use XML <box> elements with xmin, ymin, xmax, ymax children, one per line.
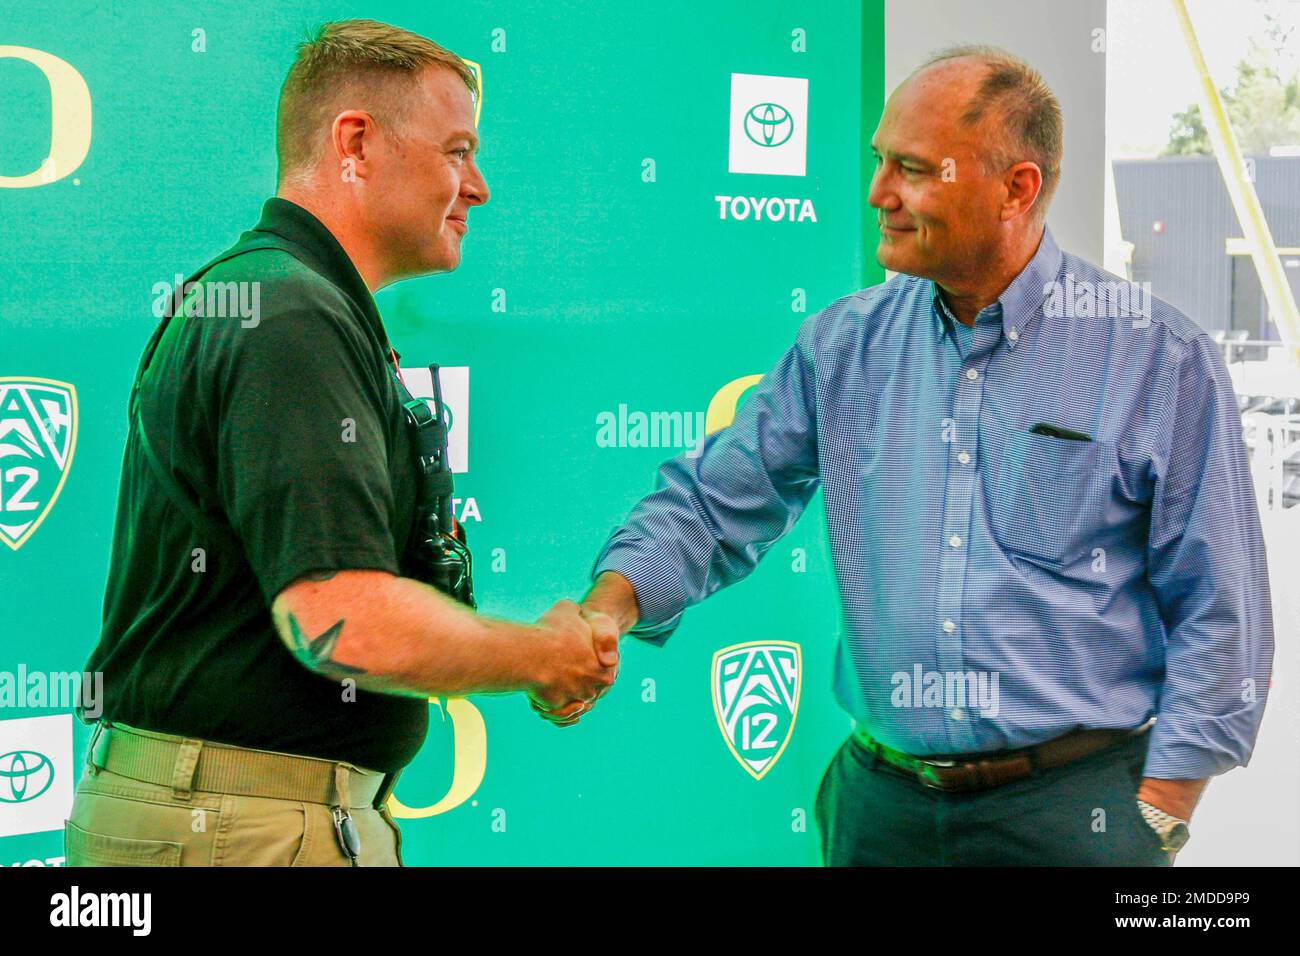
<box><xmin>134</xmin><ymin>409</ymin><xmax>236</xmax><ymax>546</ymax></box>
<box><xmin>128</xmin><ymin>235</ymin><xmax>290</xmax><ymax>422</ymax></box>
<box><xmin>128</xmin><ymin>235</ymin><xmax>293</xmax><ymax>544</ymax></box>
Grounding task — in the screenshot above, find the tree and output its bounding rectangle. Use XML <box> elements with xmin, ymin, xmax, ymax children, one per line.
<box><xmin>1163</xmin><ymin>11</ymin><xmax>1300</xmax><ymax>156</ymax></box>
<box><xmin>1166</xmin><ymin>103</ymin><xmax>1211</xmax><ymax>155</ymax></box>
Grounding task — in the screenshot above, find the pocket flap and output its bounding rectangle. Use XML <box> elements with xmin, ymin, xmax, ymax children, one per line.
<box><xmin>984</xmin><ymin>425</ymin><xmax>1116</xmax><ymax>564</ymax></box>
<box><xmin>64</xmin><ymin>820</ymin><xmax>182</xmax><ymax>867</ymax></box>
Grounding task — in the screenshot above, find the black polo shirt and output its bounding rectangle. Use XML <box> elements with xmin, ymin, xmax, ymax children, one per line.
<box><xmin>87</xmin><ymin>198</ymin><xmax>428</xmax><ymax>773</ymax></box>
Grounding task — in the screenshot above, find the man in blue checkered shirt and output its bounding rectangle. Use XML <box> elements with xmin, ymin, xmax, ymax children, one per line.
<box><xmin>560</xmin><ymin>45</ymin><xmax>1275</xmax><ymax>865</ymax></box>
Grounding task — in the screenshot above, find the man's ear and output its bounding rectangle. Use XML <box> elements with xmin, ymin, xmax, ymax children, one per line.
<box><xmin>331</xmin><ymin>109</ymin><xmax>376</xmax><ymax>180</ymax></box>
<box><xmin>1001</xmin><ymin>160</ymin><xmax>1043</xmax><ymax>221</ymax></box>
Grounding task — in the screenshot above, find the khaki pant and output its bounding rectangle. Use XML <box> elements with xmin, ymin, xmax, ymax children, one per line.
<box><xmin>65</xmin><ymin>722</ymin><xmax>404</xmax><ymax>867</ymax></box>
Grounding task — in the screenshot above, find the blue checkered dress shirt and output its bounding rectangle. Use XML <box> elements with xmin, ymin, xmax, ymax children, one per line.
<box><xmin>593</xmin><ymin>227</ymin><xmax>1274</xmax><ymax>779</ymax></box>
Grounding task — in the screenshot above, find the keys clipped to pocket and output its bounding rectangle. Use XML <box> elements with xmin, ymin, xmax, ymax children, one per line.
<box><xmin>332</xmin><ymin>806</ymin><xmax>361</xmax><ymax>866</ymax></box>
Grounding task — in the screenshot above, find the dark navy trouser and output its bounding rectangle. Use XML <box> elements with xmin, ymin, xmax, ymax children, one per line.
<box><xmin>814</xmin><ymin>729</ymin><xmax>1173</xmax><ymax>866</ymax></box>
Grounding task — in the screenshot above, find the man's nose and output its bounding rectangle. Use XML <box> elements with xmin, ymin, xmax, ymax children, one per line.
<box><xmin>866</xmin><ymin>164</ymin><xmax>898</xmax><ymax>211</ymax></box>
<box><xmin>464</xmin><ymin>161</ymin><xmax>489</xmax><ymax>207</ymax></box>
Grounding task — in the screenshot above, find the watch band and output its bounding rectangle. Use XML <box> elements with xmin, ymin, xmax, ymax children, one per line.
<box><xmin>1137</xmin><ymin>799</ymin><xmax>1190</xmax><ymax>851</ymax></box>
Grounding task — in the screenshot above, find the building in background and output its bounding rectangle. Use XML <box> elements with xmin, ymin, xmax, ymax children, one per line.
<box><xmin>1113</xmin><ymin>153</ymin><xmax>1300</xmax><ymax>509</ymax></box>
<box><xmin>1113</xmin><ymin>153</ymin><xmax>1300</xmax><ymax>347</ymax></box>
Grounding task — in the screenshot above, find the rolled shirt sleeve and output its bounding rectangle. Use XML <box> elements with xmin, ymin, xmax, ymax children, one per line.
<box><xmin>1143</xmin><ymin>333</ymin><xmax>1275</xmax><ymax>779</ymax></box>
<box><xmin>592</xmin><ymin>313</ymin><xmax>822</xmax><ymax>643</ymax></box>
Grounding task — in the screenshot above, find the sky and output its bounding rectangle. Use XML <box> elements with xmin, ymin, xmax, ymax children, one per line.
<box><xmin>1107</xmin><ymin>0</ymin><xmax>1300</xmax><ymax>158</ymax></box>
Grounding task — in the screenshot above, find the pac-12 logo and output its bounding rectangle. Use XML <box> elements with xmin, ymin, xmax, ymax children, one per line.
<box><xmin>711</xmin><ymin>640</ymin><xmax>801</xmax><ymax>780</ymax></box>
<box><xmin>0</xmin><ymin>379</ymin><xmax>78</xmax><ymax>550</ymax></box>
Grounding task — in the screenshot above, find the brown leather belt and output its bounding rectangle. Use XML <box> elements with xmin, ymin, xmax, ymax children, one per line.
<box><xmin>851</xmin><ymin>719</ymin><xmax>1154</xmax><ymax>793</ymax></box>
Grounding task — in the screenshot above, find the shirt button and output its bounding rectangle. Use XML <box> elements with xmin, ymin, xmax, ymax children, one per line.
<box><xmin>950</xmin><ymin>707</ymin><xmax>967</xmax><ymax>721</ymax></box>
<box><xmin>957</xmin><ymin>451</ymin><xmax>971</xmax><ymax>465</ymax></box>
<box><xmin>965</xmin><ymin>368</ymin><xmax>979</xmax><ymax>381</ymax></box>
<box><xmin>948</xmin><ymin>534</ymin><xmax>962</xmax><ymax>548</ymax></box>
<box><xmin>942</xmin><ymin>619</ymin><xmax>956</xmax><ymax>634</ymax></box>
<box><xmin>1008</xmin><ymin>327</ymin><xmax>1019</xmax><ymax>342</ymax></box>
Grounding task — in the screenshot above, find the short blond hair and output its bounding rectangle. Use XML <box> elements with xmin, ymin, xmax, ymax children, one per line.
<box><xmin>276</xmin><ymin>19</ymin><xmax>478</xmax><ymax>181</ymax></box>
<box><xmin>915</xmin><ymin>44</ymin><xmax>1063</xmax><ymax>219</ymax></box>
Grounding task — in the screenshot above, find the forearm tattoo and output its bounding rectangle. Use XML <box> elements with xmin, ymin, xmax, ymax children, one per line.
<box><xmin>283</xmin><ymin>613</ymin><xmax>368</xmax><ymax>677</ymax></box>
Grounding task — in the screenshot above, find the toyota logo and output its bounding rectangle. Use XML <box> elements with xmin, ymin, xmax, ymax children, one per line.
<box><xmin>743</xmin><ymin>102</ymin><xmax>794</xmax><ymax>148</ymax></box>
<box><xmin>0</xmin><ymin>750</ymin><xmax>54</xmax><ymax>803</ymax></box>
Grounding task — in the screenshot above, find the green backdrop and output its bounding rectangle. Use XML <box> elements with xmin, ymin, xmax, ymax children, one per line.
<box><xmin>0</xmin><ymin>0</ymin><xmax>884</xmax><ymax>865</ymax></box>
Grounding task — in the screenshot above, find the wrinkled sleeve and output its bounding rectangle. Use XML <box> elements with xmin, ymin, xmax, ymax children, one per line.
<box><xmin>591</xmin><ymin>313</ymin><xmax>822</xmax><ymax>644</ymax></box>
<box><xmin>1143</xmin><ymin>334</ymin><xmax>1274</xmax><ymax>779</ymax></box>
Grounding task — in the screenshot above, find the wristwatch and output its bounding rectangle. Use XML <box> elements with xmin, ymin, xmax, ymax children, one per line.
<box><xmin>1137</xmin><ymin>799</ymin><xmax>1191</xmax><ymax>852</ymax></box>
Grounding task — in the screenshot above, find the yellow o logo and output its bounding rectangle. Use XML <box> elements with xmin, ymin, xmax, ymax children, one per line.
<box><xmin>386</xmin><ymin>697</ymin><xmax>487</xmax><ymax>818</ymax></box>
<box><xmin>0</xmin><ymin>46</ymin><xmax>92</xmax><ymax>188</ymax></box>
<box><xmin>462</xmin><ymin>58</ymin><xmax>483</xmax><ymax>127</ymax></box>
<box><xmin>705</xmin><ymin>374</ymin><xmax>764</xmax><ymax>434</ymax></box>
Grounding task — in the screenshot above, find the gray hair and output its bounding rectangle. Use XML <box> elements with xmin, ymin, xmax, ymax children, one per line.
<box><xmin>915</xmin><ymin>44</ymin><xmax>1063</xmax><ymax>219</ymax></box>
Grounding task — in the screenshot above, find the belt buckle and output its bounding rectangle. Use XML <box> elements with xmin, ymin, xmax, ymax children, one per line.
<box><xmin>916</xmin><ymin>756</ymin><xmax>957</xmax><ymax>790</ymax></box>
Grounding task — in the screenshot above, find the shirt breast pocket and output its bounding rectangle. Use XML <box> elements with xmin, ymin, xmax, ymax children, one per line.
<box><xmin>984</xmin><ymin>427</ymin><xmax>1115</xmax><ymax>566</ymax></box>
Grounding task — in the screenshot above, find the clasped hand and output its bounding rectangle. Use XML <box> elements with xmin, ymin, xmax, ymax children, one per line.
<box><xmin>527</xmin><ymin>600</ymin><xmax>622</xmax><ymax>727</ymax></box>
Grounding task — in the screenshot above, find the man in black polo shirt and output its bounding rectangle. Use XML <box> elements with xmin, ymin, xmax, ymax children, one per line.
<box><xmin>66</xmin><ymin>19</ymin><xmax>620</xmax><ymax>867</ymax></box>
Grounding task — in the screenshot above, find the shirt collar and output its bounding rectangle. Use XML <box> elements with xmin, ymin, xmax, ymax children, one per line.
<box><xmin>929</xmin><ymin>226</ymin><xmax>1063</xmax><ymax>348</ymax></box>
<box><xmin>245</xmin><ymin>197</ymin><xmax>392</xmax><ymax>353</ymax></box>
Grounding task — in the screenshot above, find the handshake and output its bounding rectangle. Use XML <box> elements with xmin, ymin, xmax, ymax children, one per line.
<box><xmin>526</xmin><ymin>600</ymin><xmax>623</xmax><ymax>727</ymax></box>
